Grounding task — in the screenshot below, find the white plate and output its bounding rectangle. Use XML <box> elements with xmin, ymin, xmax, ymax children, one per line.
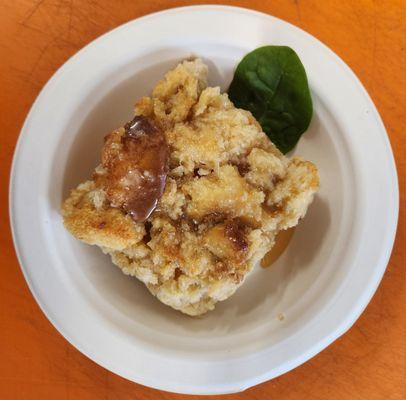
<box><xmin>9</xmin><ymin>5</ymin><xmax>398</xmax><ymax>395</ymax></box>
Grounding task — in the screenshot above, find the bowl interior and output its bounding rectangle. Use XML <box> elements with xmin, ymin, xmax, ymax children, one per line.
<box><xmin>49</xmin><ymin>48</ymin><xmax>354</xmax><ymax>357</ymax></box>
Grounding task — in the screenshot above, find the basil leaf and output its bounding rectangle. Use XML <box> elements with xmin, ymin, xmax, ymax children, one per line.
<box><xmin>228</xmin><ymin>46</ymin><xmax>313</xmax><ymax>154</ymax></box>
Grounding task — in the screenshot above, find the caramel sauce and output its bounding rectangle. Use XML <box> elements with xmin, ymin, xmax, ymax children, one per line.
<box><xmin>224</xmin><ymin>219</ymin><xmax>248</xmax><ymax>252</ymax></box>
<box><xmin>98</xmin><ymin>116</ymin><xmax>169</xmax><ymax>222</ymax></box>
<box><xmin>261</xmin><ymin>227</ymin><xmax>295</xmax><ymax>268</ymax></box>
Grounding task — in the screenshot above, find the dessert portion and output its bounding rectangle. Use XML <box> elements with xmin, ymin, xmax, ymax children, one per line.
<box><xmin>62</xmin><ymin>59</ymin><xmax>319</xmax><ymax>316</ymax></box>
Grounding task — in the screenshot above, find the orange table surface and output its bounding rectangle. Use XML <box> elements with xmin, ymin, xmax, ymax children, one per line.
<box><xmin>1</xmin><ymin>1</ymin><xmax>405</xmax><ymax>399</ymax></box>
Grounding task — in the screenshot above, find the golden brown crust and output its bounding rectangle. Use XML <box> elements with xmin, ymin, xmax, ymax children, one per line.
<box><xmin>62</xmin><ymin>181</ymin><xmax>145</xmax><ymax>250</ymax></box>
<box><xmin>62</xmin><ymin>59</ymin><xmax>319</xmax><ymax>316</ymax></box>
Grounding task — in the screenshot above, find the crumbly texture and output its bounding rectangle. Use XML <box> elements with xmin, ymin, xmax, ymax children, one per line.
<box><xmin>62</xmin><ymin>59</ymin><xmax>319</xmax><ymax>316</ymax></box>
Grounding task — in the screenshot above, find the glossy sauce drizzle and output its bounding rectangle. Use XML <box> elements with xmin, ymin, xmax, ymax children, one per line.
<box><xmin>261</xmin><ymin>227</ymin><xmax>295</xmax><ymax>268</ymax></box>
<box><xmin>99</xmin><ymin>116</ymin><xmax>168</xmax><ymax>222</ymax></box>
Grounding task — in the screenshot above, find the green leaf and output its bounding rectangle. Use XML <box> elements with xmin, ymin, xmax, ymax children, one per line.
<box><xmin>228</xmin><ymin>46</ymin><xmax>313</xmax><ymax>154</ymax></box>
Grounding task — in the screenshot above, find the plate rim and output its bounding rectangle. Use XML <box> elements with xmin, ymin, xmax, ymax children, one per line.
<box><xmin>9</xmin><ymin>4</ymin><xmax>399</xmax><ymax>395</ymax></box>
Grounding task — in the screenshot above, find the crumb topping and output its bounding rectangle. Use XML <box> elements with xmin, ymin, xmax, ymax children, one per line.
<box><xmin>62</xmin><ymin>59</ymin><xmax>319</xmax><ymax>316</ymax></box>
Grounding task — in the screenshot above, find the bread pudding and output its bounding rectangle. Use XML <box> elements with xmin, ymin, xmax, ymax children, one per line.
<box><xmin>62</xmin><ymin>59</ymin><xmax>319</xmax><ymax>316</ymax></box>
